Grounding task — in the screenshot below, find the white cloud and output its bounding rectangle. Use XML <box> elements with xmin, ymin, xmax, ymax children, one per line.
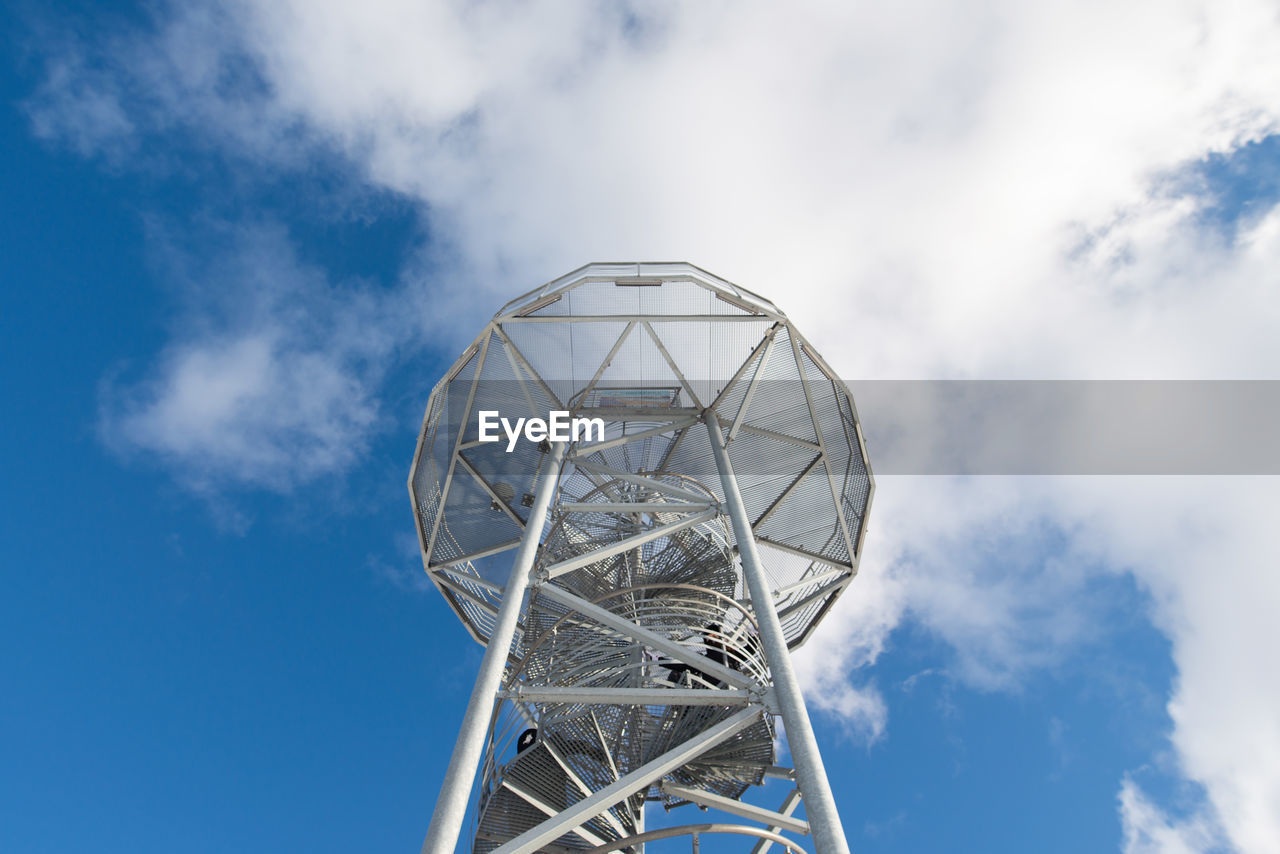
<box><xmin>100</xmin><ymin>223</ymin><xmax>405</xmax><ymax>492</ymax></box>
<box><xmin>26</xmin><ymin>53</ymin><xmax>135</xmax><ymax>158</ymax></box>
<box><xmin>1074</xmin><ymin>477</ymin><xmax>1280</xmax><ymax>854</ymax></box>
<box><xmin>831</xmin><ymin>472</ymin><xmax>1280</xmax><ymax>851</ymax></box>
<box><xmin>1120</xmin><ymin>777</ymin><xmax>1225</xmax><ymax>854</ymax></box>
<box><xmin>27</xmin><ymin>1</ymin><xmax>1280</xmax><ymax>849</ymax></box>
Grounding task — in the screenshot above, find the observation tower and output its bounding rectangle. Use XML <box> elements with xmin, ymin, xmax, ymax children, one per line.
<box><xmin>410</xmin><ymin>263</ymin><xmax>874</xmax><ymax>853</ymax></box>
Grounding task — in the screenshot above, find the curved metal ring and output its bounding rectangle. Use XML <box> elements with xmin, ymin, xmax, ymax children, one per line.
<box><xmin>580</xmin><ymin>822</ymin><xmax>803</xmax><ymax>854</ymax></box>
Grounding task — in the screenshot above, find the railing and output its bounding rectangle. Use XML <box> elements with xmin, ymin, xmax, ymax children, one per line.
<box><xmin>580</xmin><ymin>823</ymin><xmax>803</xmax><ymax>854</ymax></box>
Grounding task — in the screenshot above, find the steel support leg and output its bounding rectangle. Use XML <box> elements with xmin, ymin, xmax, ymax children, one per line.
<box><xmin>706</xmin><ymin>417</ymin><xmax>851</xmax><ymax>854</ymax></box>
<box><xmin>420</xmin><ymin>442</ymin><xmax>567</xmax><ymax>854</ymax></box>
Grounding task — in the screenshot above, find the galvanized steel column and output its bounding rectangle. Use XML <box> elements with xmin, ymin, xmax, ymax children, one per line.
<box><xmin>706</xmin><ymin>416</ymin><xmax>851</xmax><ymax>854</ymax></box>
<box><xmin>420</xmin><ymin>441</ymin><xmax>567</xmax><ymax>854</ymax></box>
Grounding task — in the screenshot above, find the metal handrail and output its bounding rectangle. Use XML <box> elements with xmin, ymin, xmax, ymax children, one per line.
<box><xmin>579</xmin><ymin>822</ymin><xmax>804</xmax><ymax>854</ymax></box>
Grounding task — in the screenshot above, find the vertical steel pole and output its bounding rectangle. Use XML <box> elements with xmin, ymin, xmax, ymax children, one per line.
<box><xmin>706</xmin><ymin>416</ymin><xmax>851</xmax><ymax>854</ymax></box>
<box><xmin>420</xmin><ymin>442</ymin><xmax>567</xmax><ymax>854</ymax></box>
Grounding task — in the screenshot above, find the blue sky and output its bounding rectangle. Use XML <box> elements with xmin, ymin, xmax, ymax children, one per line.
<box><xmin>4</xmin><ymin>2</ymin><xmax>1279</xmax><ymax>853</ymax></box>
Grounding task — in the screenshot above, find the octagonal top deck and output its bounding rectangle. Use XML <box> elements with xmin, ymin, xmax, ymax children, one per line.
<box><xmin>410</xmin><ymin>262</ymin><xmax>874</xmax><ymax>648</ymax></box>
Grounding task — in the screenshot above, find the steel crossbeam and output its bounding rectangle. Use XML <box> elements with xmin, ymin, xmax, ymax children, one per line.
<box><xmin>490</xmin><ymin>707</ymin><xmax>764</xmax><ymax>854</ymax></box>
<box><xmin>535</xmin><ymin>584</ymin><xmax>756</xmax><ymax>690</ymax></box>
<box><xmin>557</xmin><ymin>501</ymin><xmax>712</xmax><ymax>514</ymax></box>
<box><xmin>541</xmin><ymin>509</ymin><xmax>719</xmax><ymax>579</ymax></box>
<box><xmin>567</xmin><ymin>458</ymin><xmax>715</xmax><ymax>504</ymax></box>
<box><xmin>658</xmin><ymin>781</ymin><xmax>810</xmax><ymax>836</ymax></box>
<box><xmin>750</xmin><ymin>788</ymin><xmax>805</xmax><ymax>854</ymax></box>
<box><xmin>573</xmin><ymin>417</ymin><xmax>699</xmax><ymax>455</ymax></box>
<box><xmin>498</xmin><ymin>686</ymin><xmax>755</xmax><ymax>706</ymax></box>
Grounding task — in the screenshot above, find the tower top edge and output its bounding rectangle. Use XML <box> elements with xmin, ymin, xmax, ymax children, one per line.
<box><xmin>495</xmin><ymin>262</ymin><xmax>786</xmax><ymax>321</ymax></box>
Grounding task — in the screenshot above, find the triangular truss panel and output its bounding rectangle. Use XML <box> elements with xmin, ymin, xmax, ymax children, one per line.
<box><xmin>646</xmin><ymin>319</ymin><xmax>776</xmax><ymax>406</ymax></box>
<box><xmin>733</xmin><ymin>325</ymin><xmax>820</xmax><ymax>444</ymax></box>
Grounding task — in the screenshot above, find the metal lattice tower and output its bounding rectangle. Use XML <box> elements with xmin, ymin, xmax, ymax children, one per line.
<box><xmin>410</xmin><ymin>263</ymin><xmax>874</xmax><ymax>854</ymax></box>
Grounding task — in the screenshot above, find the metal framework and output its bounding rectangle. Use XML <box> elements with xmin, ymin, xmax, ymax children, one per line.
<box><xmin>410</xmin><ymin>263</ymin><xmax>874</xmax><ymax>853</ymax></box>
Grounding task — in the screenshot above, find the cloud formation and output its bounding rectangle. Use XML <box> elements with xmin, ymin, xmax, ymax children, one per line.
<box><xmin>1121</xmin><ymin>776</ymin><xmax>1225</xmax><ymax>854</ymax></box>
<box><xmin>26</xmin><ymin>1</ymin><xmax>1280</xmax><ymax>850</ymax></box>
<box><xmin>99</xmin><ymin>223</ymin><xmax>406</xmax><ymax>492</ymax></box>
